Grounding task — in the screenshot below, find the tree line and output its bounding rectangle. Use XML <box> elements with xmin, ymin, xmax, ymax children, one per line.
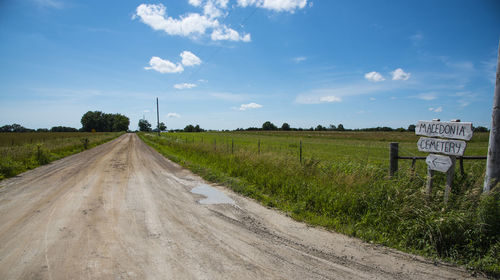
<box><xmin>0</xmin><ymin>111</ymin><xmax>130</xmax><ymax>132</ymax></box>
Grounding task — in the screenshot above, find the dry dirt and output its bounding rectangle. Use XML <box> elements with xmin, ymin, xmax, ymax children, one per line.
<box><xmin>0</xmin><ymin>134</ymin><xmax>482</xmax><ymax>279</ymax></box>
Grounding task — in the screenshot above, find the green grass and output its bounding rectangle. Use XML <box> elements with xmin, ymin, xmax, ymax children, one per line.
<box><xmin>0</xmin><ymin>132</ymin><xmax>124</xmax><ymax>180</ymax></box>
<box><xmin>139</xmin><ymin>131</ymin><xmax>498</xmax><ymax>276</ymax></box>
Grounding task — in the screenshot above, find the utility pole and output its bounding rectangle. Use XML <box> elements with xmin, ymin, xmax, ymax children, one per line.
<box><xmin>156</xmin><ymin>97</ymin><xmax>160</xmax><ymax>136</ymax></box>
<box><xmin>484</xmin><ymin>41</ymin><xmax>500</xmax><ymax>193</ymax></box>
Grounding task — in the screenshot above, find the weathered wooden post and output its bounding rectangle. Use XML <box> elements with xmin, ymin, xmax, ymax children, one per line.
<box><xmin>231</xmin><ymin>138</ymin><xmax>234</xmax><ymax>154</ymax></box>
<box><xmin>426</xmin><ymin>167</ymin><xmax>434</xmax><ymax>196</ymax></box>
<box><xmin>444</xmin><ymin>156</ymin><xmax>456</xmax><ymax>204</ymax></box>
<box><xmin>484</xmin><ymin>42</ymin><xmax>500</xmax><ymax>193</ymax></box>
<box><xmin>156</xmin><ymin>97</ymin><xmax>160</xmax><ymax>137</ymax></box>
<box><xmin>389</xmin><ymin>142</ymin><xmax>399</xmax><ymax>177</ymax></box>
<box><xmin>258</xmin><ymin>139</ymin><xmax>260</xmax><ymax>155</ymax></box>
<box><xmin>300</xmin><ymin>140</ymin><xmax>302</xmax><ymax>163</ymax></box>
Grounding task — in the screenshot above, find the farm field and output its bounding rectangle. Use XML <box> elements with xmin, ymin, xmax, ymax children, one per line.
<box><xmin>139</xmin><ymin>131</ymin><xmax>499</xmax><ymax>276</ymax></box>
<box><xmin>0</xmin><ymin>132</ymin><xmax>124</xmax><ymax>179</ymax></box>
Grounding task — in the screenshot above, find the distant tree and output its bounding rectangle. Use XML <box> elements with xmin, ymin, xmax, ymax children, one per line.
<box><xmin>0</xmin><ymin>124</ymin><xmax>33</xmax><ymax>132</ymax></box>
<box><xmin>138</xmin><ymin>119</ymin><xmax>152</xmax><ymax>132</ymax></box>
<box><xmin>315</xmin><ymin>125</ymin><xmax>326</xmax><ymax>131</ymax></box>
<box><xmin>337</xmin><ymin>124</ymin><xmax>345</xmax><ymax>131</ymax></box>
<box><xmin>112</xmin><ymin>114</ymin><xmax>130</xmax><ymax>132</ymax></box>
<box><xmin>474</xmin><ymin>126</ymin><xmax>489</xmax><ymax>132</ymax></box>
<box><xmin>50</xmin><ymin>126</ymin><xmax>78</xmax><ymax>132</ymax></box>
<box><xmin>194</xmin><ymin>124</ymin><xmax>204</xmax><ymax>132</ymax></box>
<box><xmin>262</xmin><ymin>121</ymin><xmax>278</xmax><ymax>131</ymax></box>
<box><xmin>396</xmin><ymin>127</ymin><xmax>406</xmax><ymax>132</ymax></box>
<box><xmin>37</xmin><ymin>128</ymin><xmax>49</xmax><ymax>132</ymax></box>
<box><xmin>281</xmin><ymin>123</ymin><xmax>291</xmax><ymax>131</ymax></box>
<box><xmin>81</xmin><ymin>111</ymin><xmax>129</xmax><ymax>132</ymax></box>
<box><xmin>184</xmin><ymin>124</ymin><xmax>195</xmax><ymax>132</ymax></box>
<box><xmin>158</xmin><ymin>122</ymin><xmax>167</xmax><ymax>132</ymax></box>
<box><xmin>328</xmin><ymin>124</ymin><xmax>337</xmax><ymax>131</ymax></box>
<box><xmin>408</xmin><ymin>124</ymin><xmax>416</xmax><ymax>132</ymax></box>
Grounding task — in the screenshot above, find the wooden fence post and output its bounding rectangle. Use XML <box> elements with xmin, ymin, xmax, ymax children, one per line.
<box><xmin>426</xmin><ymin>167</ymin><xmax>434</xmax><ymax>197</ymax></box>
<box><xmin>444</xmin><ymin>156</ymin><xmax>456</xmax><ymax>204</ymax></box>
<box><xmin>258</xmin><ymin>139</ymin><xmax>260</xmax><ymax>155</ymax></box>
<box><xmin>389</xmin><ymin>142</ymin><xmax>399</xmax><ymax>177</ymax></box>
<box><xmin>231</xmin><ymin>138</ymin><xmax>234</xmax><ymax>154</ymax></box>
<box><xmin>300</xmin><ymin>140</ymin><xmax>302</xmax><ymax>163</ymax></box>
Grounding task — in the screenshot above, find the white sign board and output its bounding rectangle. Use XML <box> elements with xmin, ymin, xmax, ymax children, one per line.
<box><xmin>417</xmin><ymin>137</ymin><xmax>466</xmax><ymax>156</ymax></box>
<box><xmin>426</xmin><ymin>154</ymin><xmax>453</xmax><ymax>172</ymax></box>
<box><xmin>416</xmin><ymin>121</ymin><xmax>473</xmax><ymax>141</ymax></box>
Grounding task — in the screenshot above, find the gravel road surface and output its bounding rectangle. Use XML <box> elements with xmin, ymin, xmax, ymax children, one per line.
<box><xmin>0</xmin><ymin>134</ymin><xmax>480</xmax><ymax>279</ymax></box>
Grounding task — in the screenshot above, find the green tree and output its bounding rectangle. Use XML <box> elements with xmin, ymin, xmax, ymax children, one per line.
<box><xmin>184</xmin><ymin>124</ymin><xmax>195</xmax><ymax>132</ymax></box>
<box><xmin>315</xmin><ymin>125</ymin><xmax>326</xmax><ymax>131</ymax></box>
<box><xmin>158</xmin><ymin>122</ymin><xmax>167</xmax><ymax>132</ymax></box>
<box><xmin>112</xmin><ymin>114</ymin><xmax>130</xmax><ymax>131</ymax></box>
<box><xmin>474</xmin><ymin>126</ymin><xmax>489</xmax><ymax>132</ymax></box>
<box><xmin>337</xmin><ymin>124</ymin><xmax>345</xmax><ymax>131</ymax></box>
<box><xmin>281</xmin><ymin>123</ymin><xmax>291</xmax><ymax>131</ymax></box>
<box><xmin>81</xmin><ymin>111</ymin><xmax>129</xmax><ymax>132</ymax></box>
<box><xmin>262</xmin><ymin>121</ymin><xmax>277</xmax><ymax>131</ymax></box>
<box><xmin>138</xmin><ymin>119</ymin><xmax>152</xmax><ymax>132</ymax></box>
<box><xmin>81</xmin><ymin>111</ymin><xmax>104</xmax><ymax>132</ymax></box>
<box><xmin>408</xmin><ymin>124</ymin><xmax>416</xmax><ymax>132</ymax></box>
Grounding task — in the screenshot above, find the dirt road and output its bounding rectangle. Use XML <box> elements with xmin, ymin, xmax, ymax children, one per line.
<box><xmin>0</xmin><ymin>134</ymin><xmax>479</xmax><ymax>279</ymax></box>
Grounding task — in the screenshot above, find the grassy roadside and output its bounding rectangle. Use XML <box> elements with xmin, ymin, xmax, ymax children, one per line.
<box><xmin>0</xmin><ymin>132</ymin><xmax>124</xmax><ymax>180</ymax></box>
<box><xmin>139</xmin><ymin>132</ymin><xmax>499</xmax><ymax>276</ymax></box>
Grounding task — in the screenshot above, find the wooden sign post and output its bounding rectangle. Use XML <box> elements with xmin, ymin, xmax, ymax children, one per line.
<box><xmin>415</xmin><ymin>120</ymin><xmax>473</xmax><ymax>203</ymax></box>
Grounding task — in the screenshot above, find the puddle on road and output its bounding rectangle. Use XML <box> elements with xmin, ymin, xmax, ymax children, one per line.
<box><xmin>191</xmin><ymin>184</ymin><xmax>235</xmax><ymax>205</ymax></box>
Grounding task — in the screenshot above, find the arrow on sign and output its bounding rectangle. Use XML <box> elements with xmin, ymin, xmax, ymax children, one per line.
<box><xmin>426</xmin><ymin>154</ymin><xmax>453</xmax><ymax>172</ymax></box>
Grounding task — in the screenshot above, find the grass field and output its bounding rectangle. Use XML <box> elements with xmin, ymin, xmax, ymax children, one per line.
<box><xmin>0</xmin><ymin>132</ymin><xmax>124</xmax><ymax>179</ymax></box>
<box><xmin>139</xmin><ymin>131</ymin><xmax>499</xmax><ymax>276</ymax></box>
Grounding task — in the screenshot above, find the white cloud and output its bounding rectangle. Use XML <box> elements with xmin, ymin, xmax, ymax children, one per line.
<box><xmin>134</xmin><ymin>3</ymin><xmax>250</xmax><ymax>42</ymax></box>
<box><xmin>369</xmin><ymin>97</ymin><xmax>376</xmax><ymax>101</ymax></box>
<box><xmin>391</xmin><ymin>68</ymin><xmax>410</xmax><ymax>80</ymax></box>
<box><xmin>145</xmin><ymin>56</ymin><xmax>184</xmax><ymax>73</ymax></box>
<box><xmin>217</xmin><ymin>0</ymin><xmax>229</xmax><ymax>8</ymax></box>
<box><xmin>237</xmin><ymin>0</ymin><xmax>308</xmax><ymax>12</ymax></box>
<box><xmin>180</xmin><ymin>51</ymin><xmax>202</xmax><ymax>66</ymax></box>
<box><xmin>364</xmin><ymin>71</ymin><xmax>385</xmax><ymax>82</ymax></box>
<box><xmin>293</xmin><ymin>56</ymin><xmax>307</xmax><ymax>63</ymax></box>
<box><xmin>204</xmin><ymin>0</ymin><xmax>224</xmax><ymax>18</ymax></box>
<box><xmin>167</xmin><ymin>112</ymin><xmax>181</xmax><ymax>118</ymax></box>
<box><xmin>174</xmin><ymin>83</ymin><xmax>197</xmax><ymax>89</ymax></box>
<box><xmin>143</xmin><ymin>110</ymin><xmax>150</xmax><ymax>113</ymax></box>
<box><xmin>239</xmin><ymin>102</ymin><xmax>262</xmax><ymax>110</ymax></box>
<box><xmin>134</xmin><ymin>4</ymin><xmax>219</xmax><ymax>37</ymax></box>
<box><xmin>189</xmin><ymin>0</ymin><xmax>203</xmax><ymax>6</ymax></box>
<box><xmin>319</xmin><ymin>96</ymin><xmax>341</xmax><ymax>103</ymax></box>
<box><xmin>416</xmin><ymin>92</ymin><xmax>437</xmax><ymax>101</ymax></box>
<box><xmin>428</xmin><ymin>107</ymin><xmax>442</xmax><ymax>113</ymax></box>
<box><xmin>211</xmin><ymin>26</ymin><xmax>251</xmax><ymax>42</ymax></box>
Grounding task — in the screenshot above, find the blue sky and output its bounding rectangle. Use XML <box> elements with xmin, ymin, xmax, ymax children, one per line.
<box><xmin>0</xmin><ymin>0</ymin><xmax>499</xmax><ymax>130</ymax></box>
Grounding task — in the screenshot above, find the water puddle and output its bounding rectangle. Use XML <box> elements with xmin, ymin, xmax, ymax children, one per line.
<box><xmin>191</xmin><ymin>184</ymin><xmax>235</xmax><ymax>205</ymax></box>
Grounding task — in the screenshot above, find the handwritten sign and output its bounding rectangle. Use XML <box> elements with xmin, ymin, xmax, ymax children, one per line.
<box><xmin>416</xmin><ymin>121</ymin><xmax>473</xmax><ymax>141</ymax></box>
<box><xmin>417</xmin><ymin>137</ymin><xmax>466</xmax><ymax>156</ymax></box>
<box><xmin>426</xmin><ymin>154</ymin><xmax>453</xmax><ymax>172</ymax></box>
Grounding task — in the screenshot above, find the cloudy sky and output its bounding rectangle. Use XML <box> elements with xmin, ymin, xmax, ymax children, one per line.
<box><xmin>0</xmin><ymin>0</ymin><xmax>499</xmax><ymax>130</ymax></box>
